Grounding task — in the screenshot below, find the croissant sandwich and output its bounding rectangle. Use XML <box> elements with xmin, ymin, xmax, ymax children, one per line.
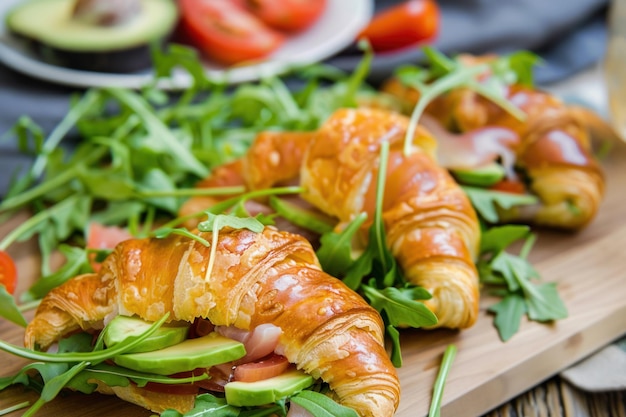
<box><xmin>181</xmin><ymin>107</ymin><xmax>482</xmax><ymax>330</ymax></box>
<box><xmin>381</xmin><ymin>54</ymin><xmax>606</xmax><ymax>230</ymax></box>
<box><xmin>24</xmin><ymin>226</ymin><xmax>400</xmax><ymax>417</ymax></box>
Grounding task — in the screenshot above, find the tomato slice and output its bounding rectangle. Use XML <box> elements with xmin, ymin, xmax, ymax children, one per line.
<box><xmin>0</xmin><ymin>250</ymin><xmax>17</xmax><ymax>295</ymax></box>
<box><xmin>236</xmin><ymin>0</ymin><xmax>327</xmax><ymax>32</ymax></box>
<box><xmin>86</xmin><ymin>222</ymin><xmax>133</xmax><ymax>272</ymax></box>
<box><xmin>177</xmin><ymin>0</ymin><xmax>285</xmax><ymax>65</ymax></box>
<box><xmin>358</xmin><ymin>0</ymin><xmax>440</xmax><ymax>52</ymax></box>
<box><xmin>489</xmin><ymin>179</ymin><xmax>527</xmax><ymax>194</ymax></box>
<box><xmin>233</xmin><ymin>354</ymin><xmax>290</xmax><ymax>382</ymax></box>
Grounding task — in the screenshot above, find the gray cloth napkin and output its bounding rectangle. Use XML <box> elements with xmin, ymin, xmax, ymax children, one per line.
<box><xmin>560</xmin><ymin>335</ymin><xmax>626</xmax><ymax>392</ymax></box>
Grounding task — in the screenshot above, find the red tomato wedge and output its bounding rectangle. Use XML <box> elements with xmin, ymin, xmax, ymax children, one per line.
<box><xmin>489</xmin><ymin>179</ymin><xmax>527</xmax><ymax>195</ymax></box>
<box><xmin>86</xmin><ymin>222</ymin><xmax>133</xmax><ymax>272</ymax></box>
<box><xmin>358</xmin><ymin>0</ymin><xmax>440</xmax><ymax>52</ymax></box>
<box><xmin>236</xmin><ymin>0</ymin><xmax>327</xmax><ymax>32</ymax></box>
<box><xmin>178</xmin><ymin>0</ymin><xmax>285</xmax><ymax>65</ymax></box>
<box><xmin>233</xmin><ymin>354</ymin><xmax>290</xmax><ymax>382</ymax></box>
<box><xmin>0</xmin><ymin>250</ymin><xmax>17</xmax><ymax>295</ymax></box>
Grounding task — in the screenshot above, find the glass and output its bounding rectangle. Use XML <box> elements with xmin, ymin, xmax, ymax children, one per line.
<box><xmin>605</xmin><ymin>0</ymin><xmax>626</xmax><ymax>141</ymax></box>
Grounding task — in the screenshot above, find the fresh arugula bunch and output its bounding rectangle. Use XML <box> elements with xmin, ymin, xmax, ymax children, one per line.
<box><xmin>0</xmin><ymin>44</ymin><xmax>375</xmax><ymax>318</ymax></box>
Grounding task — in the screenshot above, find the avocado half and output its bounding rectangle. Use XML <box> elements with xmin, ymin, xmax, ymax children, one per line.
<box><xmin>6</xmin><ymin>0</ymin><xmax>179</xmax><ymax>73</ymax></box>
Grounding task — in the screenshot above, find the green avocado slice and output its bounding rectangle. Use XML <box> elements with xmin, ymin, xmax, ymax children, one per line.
<box><xmin>451</xmin><ymin>162</ymin><xmax>506</xmax><ymax>187</ymax></box>
<box><xmin>225</xmin><ymin>369</ymin><xmax>314</xmax><ymax>407</ymax></box>
<box><xmin>6</xmin><ymin>0</ymin><xmax>178</xmax><ymax>52</ymax></box>
<box><xmin>103</xmin><ymin>315</ymin><xmax>190</xmax><ymax>354</ymax></box>
<box><xmin>113</xmin><ymin>332</ymin><xmax>246</xmax><ymax>375</ymax></box>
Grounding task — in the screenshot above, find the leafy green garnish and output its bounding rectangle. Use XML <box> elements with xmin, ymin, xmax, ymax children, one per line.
<box><xmin>397</xmin><ymin>47</ymin><xmax>540</xmax><ymax>155</ymax></box>
<box><xmin>290</xmin><ymin>390</ymin><xmax>358</xmax><ymax>417</ymax></box>
<box><xmin>428</xmin><ymin>344</ymin><xmax>457</xmax><ymax>417</ymax></box>
<box><xmin>479</xmin><ymin>226</ymin><xmax>568</xmax><ymax>341</ymax></box>
<box><xmin>462</xmin><ymin>186</ymin><xmax>538</xmax><ymax>224</ymax></box>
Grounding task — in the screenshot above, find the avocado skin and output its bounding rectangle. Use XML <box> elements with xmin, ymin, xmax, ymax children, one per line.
<box><xmin>23</xmin><ymin>37</ymin><xmax>157</xmax><ymax>73</ymax></box>
<box><xmin>6</xmin><ymin>0</ymin><xmax>178</xmax><ymax>73</ymax></box>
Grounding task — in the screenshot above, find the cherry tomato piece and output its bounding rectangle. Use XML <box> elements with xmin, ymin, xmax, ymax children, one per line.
<box><xmin>178</xmin><ymin>0</ymin><xmax>285</xmax><ymax>65</ymax></box>
<box><xmin>489</xmin><ymin>179</ymin><xmax>527</xmax><ymax>194</ymax></box>
<box><xmin>86</xmin><ymin>222</ymin><xmax>132</xmax><ymax>272</ymax></box>
<box><xmin>358</xmin><ymin>0</ymin><xmax>440</xmax><ymax>52</ymax></box>
<box><xmin>236</xmin><ymin>0</ymin><xmax>327</xmax><ymax>32</ymax></box>
<box><xmin>0</xmin><ymin>250</ymin><xmax>17</xmax><ymax>295</ymax></box>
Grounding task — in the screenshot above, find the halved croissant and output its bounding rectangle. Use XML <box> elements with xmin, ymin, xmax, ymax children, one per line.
<box><xmin>25</xmin><ymin>226</ymin><xmax>400</xmax><ymax>417</ymax></box>
<box><xmin>382</xmin><ymin>66</ymin><xmax>606</xmax><ymax>230</ymax></box>
<box><xmin>181</xmin><ymin>108</ymin><xmax>481</xmax><ymax>330</ymax></box>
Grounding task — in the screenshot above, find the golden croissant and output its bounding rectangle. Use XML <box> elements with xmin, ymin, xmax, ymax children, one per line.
<box><xmin>381</xmin><ymin>56</ymin><xmax>606</xmax><ymax>230</ymax></box>
<box><xmin>25</xmin><ymin>226</ymin><xmax>400</xmax><ymax>417</ymax></box>
<box><xmin>181</xmin><ymin>108</ymin><xmax>481</xmax><ymax>330</ymax></box>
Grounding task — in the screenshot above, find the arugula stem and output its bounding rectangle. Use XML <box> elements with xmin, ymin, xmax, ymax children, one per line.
<box><xmin>30</xmin><ymin>89</ymin><xmax>101</xmax><ymax>180</ymax></box>
<box><xmin>0</xmin><ymin>314</ymin><xmax>169</xmax><ymax>363</ymax></box>
<box><xmin>404</xmin><ymin>65</ymin><xmax>486</xmax><ymax>156</ymax></box>
<box><xmin>0</xmin><ymin>195</ymin><xmax>82</xmax><ymax>251</ymax></box>
<box><xmin>0</xmin><ymin>146</ymin><xmax>107</xmax><ymax>213</ymax></box>
<box><xmin>428</xmin><ymin>344</ymin><xmax>457</xmax><ymax>417</ymax></box>
<box><xmin>18</xmin><ymin>299</ymin><xmax>41</xmax><ymax>313</ymax></box>
<box><xmin>136</xmin><ymin>185</ymin><xmax>245</xmax><ymax>198</ymax></box>
<box><xmin>0</xmin><ymin>401</ymin><xmax>30</xmax><ymax>416</ymax></box>
<box><xmin>374</xmin><ymin>141</ymin><xmax>390</xmax><ymax>276</ymax></box>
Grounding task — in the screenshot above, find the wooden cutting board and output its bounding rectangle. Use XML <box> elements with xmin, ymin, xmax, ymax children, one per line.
<box><xmin>1</xmin><ymin>142</ymin><xmax>625</xmax><ymax>417</ymax></box>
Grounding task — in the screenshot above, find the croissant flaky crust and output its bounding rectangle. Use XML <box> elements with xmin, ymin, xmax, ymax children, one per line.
<box><xmin>25</xmin><ymin>226</ymin><xmax>400</xmax><ymax>417</ymax></box>
<box><xmin>300</xmin><ymin>108</ymin><xmax>481</xmax><ymax>329</ymax></box>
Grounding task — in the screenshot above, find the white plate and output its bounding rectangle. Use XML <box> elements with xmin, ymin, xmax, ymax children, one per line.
<box><xmin>0</xmin><ymin>0</ymin><xmax>373</xmax><ymax>89</ymax></box>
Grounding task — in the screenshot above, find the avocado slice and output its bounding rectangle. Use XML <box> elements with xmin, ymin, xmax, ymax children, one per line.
<box><xmin>103</xmin><ymin>315</ymin><xmax>190</xmax><ymax>353</ymax></box>
<box><xmin>451</xmin><ymin>162</ymin><xmax>506</xmax><ymax>187</ymax></box>
<box><xmin>113</xmin><ymin>332</ymin><xmax>246</xmax><ymax>375</ymax></box>
<box><xmin>225</xmin><ymin>369</ymin><xmax>314</xmax><ymax>407</ymax></box>
<box><xmin>5</xmin><ymin>0</ymin><xmax>179</xmax><ymax>72</ymax></box>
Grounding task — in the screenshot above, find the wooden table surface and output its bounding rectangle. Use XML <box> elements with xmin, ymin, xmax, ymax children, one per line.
<box><xmin>1</xmin><ymin>130</ymin><xmax>625</xmax><ymax>417</ymax></box>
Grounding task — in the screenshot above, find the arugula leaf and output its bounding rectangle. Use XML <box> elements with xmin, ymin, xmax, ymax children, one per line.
<box><xmin>462</xmin><ymin>186</ymin><xmax>538</xmax><ymax>224</ymax></box>
<box><xmin>386</xmin><ymin>325</ymin><xmax>403</xmax><ymax>368</ymax></box>
<box><xmin>316</xmin><ymin>212</ymin><xmax>367</xmax><ymax>278</ymax></box>
<box><xmin>161</xmin><ymin>393</ymin><xmax>286</xmax><ymax>417</ymax></box>
<box><xmin>291</xmin><ymin>390</ymin><xmax>358</xmax><ymax>417</ymax></box>
<box><xmin>0</xmin><ymin>285</ymin><xmax>27</xmax><ymax>327</ymax></box>
<box><xmin>268</xmin><ymin>196</ymin><xmax>334</xmax><ymax>235</ymax></box>
<box><xmin>488</xmin><ymin>293</ymin><xmax>527</xmax><ymax>342</ymax></box>
<box><xmin>520</xmin><ymin>281</ymin><xmax>568</xmax><ymax>322</ymax></box>
<box><xmin>479</xmin><ymin>227</ymin><xmax>568</xmax><ymax>341</ymax></box>
<box><xmin>21</xmin><ymin>244</ymin><xmax>91</xmax><ymax>302</ymax></box>
<box><xmin>480</xmin><ymin>224</ymin><xmax>532</xmax><ymax>254</ymax></box>
<box><xmin>362</xmin><ymin>283</ymin><xmax>437</xmax><ymax>329</ymax></box>
<box><xmin>66</xmin><ymin>363</ymin><xmax>210</xmax><ymax>394</ymax></box>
